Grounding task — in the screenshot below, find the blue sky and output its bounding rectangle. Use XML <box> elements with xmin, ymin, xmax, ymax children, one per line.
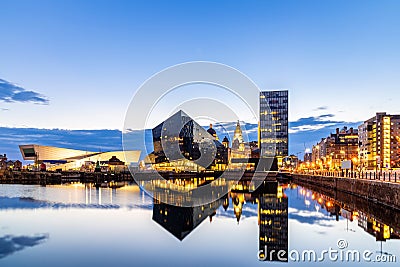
<box><xmin>1</xmin><ymin>0</ymin><xmax>400</xmax><ymax>131</ymax></box>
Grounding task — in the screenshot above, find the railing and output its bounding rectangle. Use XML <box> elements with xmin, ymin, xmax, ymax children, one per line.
<box><xmin>294</xmin><ymin>170</ymin><xmax>400</xmax><ymax>183</ymax></box>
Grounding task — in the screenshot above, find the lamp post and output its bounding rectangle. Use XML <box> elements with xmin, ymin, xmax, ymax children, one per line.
<box><xmin>376</xmin><ymin>156</ymin><xmax>381</xmax><ymax>173</ymax></box>
<box><xmin>330</xmin><ymin>152</ymin><xmax>335</xmax><ymax>170</ymax></box>
<box><xmin>352</xmin><ymin>157</ymin><xmax>358</xmax><ymax>173</ymax></box>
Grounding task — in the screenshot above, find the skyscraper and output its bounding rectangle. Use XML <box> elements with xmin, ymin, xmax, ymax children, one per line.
<box><xmin>259</xmin><ymin>90</ymin><xmax>289</xmax><ymax>169</ymax></box>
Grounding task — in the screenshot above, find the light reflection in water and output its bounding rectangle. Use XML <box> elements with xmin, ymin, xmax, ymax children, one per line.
<box><xmin>0</xmin><ymin>180</ymin><xmax>398</xmax><ymax>266</ymax></box>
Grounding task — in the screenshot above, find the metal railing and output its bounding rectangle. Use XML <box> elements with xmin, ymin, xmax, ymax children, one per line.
<box><xmin>294</xmin><ymin>170</ymin><xmax>400</xmax><ymax>183</ymax></box>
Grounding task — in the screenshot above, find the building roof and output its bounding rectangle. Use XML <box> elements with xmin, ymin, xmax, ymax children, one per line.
<box><xmin>233</xmin><ymin>121</ymin><xmax>243</xmax><ymax>143</ymax></box>
<box><xmin>207</xmin><ymin>127</ymin><xmax>217</xmax><ymax>137</ymax></box>
<box><xmin>19</xmin><ymin>144</ymin><xmax>140</xmax><ymax>163</ymax></box>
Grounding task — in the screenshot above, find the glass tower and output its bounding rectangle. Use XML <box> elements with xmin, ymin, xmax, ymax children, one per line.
<box><xmin>259</xmin><ymin>90</ymin><xmax>289</xmax><ymax>167</ymax></box>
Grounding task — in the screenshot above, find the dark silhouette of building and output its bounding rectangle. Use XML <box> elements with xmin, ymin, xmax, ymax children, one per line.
<box><xmin>150</xmin><ymin>110</ymin><xmax>228</xmax><ymax>171</ymax></box>
<box><xmin>207</xmin><ymin>124</ymin><xmax>217</xmax><ymax>140</ymax></box>
<box><xmin>222</xmin><ymin>136</ymin><xmax>229</xmax><ymax>149</ymax></box>
<box><xmin>152</xmin><ymin>198</ymin><xmax>224</xmax><ymax>241</ymax></box>
<box><xmin>304</xmin><ymin>152</ymin><xmax>312</xmax><ymax>163</ymax></box>
<box><xmin>0</xmin><ymin>154</ymin><xmax>7</xmax><ymax>170</ymax></box>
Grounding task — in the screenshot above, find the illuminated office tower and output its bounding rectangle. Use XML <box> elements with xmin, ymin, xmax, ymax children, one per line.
<box><xmin>259</xmin><ymin>90</ymin><xmax>289</xmax><ymax>169</ymax></box>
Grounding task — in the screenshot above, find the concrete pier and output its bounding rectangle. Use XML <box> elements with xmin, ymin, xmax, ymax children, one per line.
<box><xmin>0</xmin><ymin>170</ymin><xmax>134</xmax><ymax>185</ymax></box>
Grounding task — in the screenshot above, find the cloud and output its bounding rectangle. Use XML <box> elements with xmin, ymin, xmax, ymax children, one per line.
<box><xmin>0</xmin><ymin>196</ymin><xmax>152</xmax><ymax>210</ymax></box>
<box><xmin>313</xmin><ymin>106</ymin><xmax>328</xmax><ymax>111</ymax></box>
<box><xmin>288</xmin><ymin>114</ymin><xmax>362</xmax><ymax>153</ymax></box>
<box><xmin>0</xmin><ymin>234</ymin><xmax>49</xmax><ymax>259</ymax></box>
<box><xmin>289</xmin><ymin>114</ymin><xmax>345</xmax><ymax>134</ymax></box>
<box><xmin>0</xmin><ymin>79</ymin><xmax>49</xmax><ymax>104</ymax></box>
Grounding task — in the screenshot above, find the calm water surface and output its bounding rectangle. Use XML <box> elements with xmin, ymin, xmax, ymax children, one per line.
<box><xmin>0</xmin><ymin>182</ymin><xmax>399</xmax><ymax>266</ymax></box>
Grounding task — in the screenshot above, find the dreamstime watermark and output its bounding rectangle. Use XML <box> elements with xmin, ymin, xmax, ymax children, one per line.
<box><xmin>258</xmin><ymin>239</ymin><xmax>397</xmax><ymax>263</ymax></box>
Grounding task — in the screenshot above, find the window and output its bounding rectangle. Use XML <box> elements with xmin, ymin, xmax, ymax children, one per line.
<box><xmin>22</xmin><ymin>148</ymin><xmax>36</xmax><ymax>157</ymax></box>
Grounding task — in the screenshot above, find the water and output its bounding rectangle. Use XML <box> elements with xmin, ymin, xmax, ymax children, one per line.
<box><xmin>0</xmin><ymin>182</ymin><xmax>399</xmax><ymax>266</ymax></box>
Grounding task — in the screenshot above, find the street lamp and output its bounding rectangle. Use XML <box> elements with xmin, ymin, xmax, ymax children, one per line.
<box><xmin>376</xmin><ymin>156</ymin><xmax>381</xmax><ymax>172</ymax></box>
<box><xmin>352</xmin><ymin>157</ymin><xmax>358</xmax><ymax>172</ymax></box>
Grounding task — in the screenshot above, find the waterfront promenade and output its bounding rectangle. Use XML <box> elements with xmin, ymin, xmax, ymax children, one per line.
<box><xmin>295</xmin><ymin>170</ymin><xmax>400</xmax><ymax>183</ymax></box>
<box><xmin>292</xmin><ymin>172</ymin><xmax>400</xmax><ymax>210</ymax></box>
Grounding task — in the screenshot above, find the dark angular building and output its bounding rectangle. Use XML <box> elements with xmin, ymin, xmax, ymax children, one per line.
<box><xmin>152</xmin><ymin>198</ymin><xmax>224</xmax><ymax>241</ymax></box>
<box><xmin>150</xmin><ymin>110</ymin><xmax>228</xmax><ymax>171</ymax></box>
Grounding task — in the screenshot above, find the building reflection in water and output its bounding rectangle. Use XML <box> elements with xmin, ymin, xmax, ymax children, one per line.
<box><xmin>1</xmin><ymin>179</ymin><xmax>398</xmax><ymax>262</ymax></box>
<box><xmin>358</xmin><ymin>212</ymin><xmax>400</xmax><ymax>242</ymax></box>
<box><xmin>150</xmin><ymin>178</ymin><xmax>289</xmax><ymax>262</ymax></box>
<box><xmin>297</xmin><ymin>186</ymin><xmax>400</xmax><ymax>243</ymax></box>
<box><xmin>152</xmin><ymin>197</ymin><xmax>225</xmax><ymax>241</ymax></box>
<box><xmin>150</xmin><ymin>176</ymin><xmax>400</xmax><ymax>262</ymax></box>
<box><xmin>257</xmin><ymin>181</ymin><xmax>288</xmax><ymax>262</ymax></box>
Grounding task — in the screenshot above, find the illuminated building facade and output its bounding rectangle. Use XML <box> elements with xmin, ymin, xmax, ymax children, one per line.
<box><xmin>358</xmin><ymin>112</ymin><xmax>400</xmax><ymax>170</ymax></box>
<box><xmin>311</xmin><ymin>127</ymin><xmax>359</xmax><ymax>170</ymax></box>
<box><xmin>260</xmin><ymin>90</ymin><xmax>289</xmax><ymax>169</ymax></box>
<box><xmin>230</xmin><ymin>121</ymin><xmax>253</xmax><ymax>169</ymax></box>
<box><xmin>148</xmin><ymin>110</ymin><xmax>228</xmax><ymax>172</ymax></box>
<box><xmin>19</xmin><ymin>144</ymin><xmax>140</xmax><ymax>171</ymax></box>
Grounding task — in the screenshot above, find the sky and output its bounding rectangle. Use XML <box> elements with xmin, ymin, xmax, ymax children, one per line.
<box><xmin>1</xmin><ymin>0</ymin><xmax>400</xmax><ymax>131</ymax></box>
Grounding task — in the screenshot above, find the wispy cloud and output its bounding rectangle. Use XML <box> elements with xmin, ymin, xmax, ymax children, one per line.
<box><xmin>0</xmin><ymin>233</ymin><xmax>49</xmax><ymax>259</ymax></box>
<box><xmin>0</xmin><ymin>79</ymin><xmax>49</xmax><ymax>104</ymax></box>
<box><xmin>313</xmin><ymin>106</ymin><xmax>328</xmax><ymax>111</ymax></box>
<box><xmin>289</xmin><ymin>114</ymin><xmax>345</xmax><ymax>133</ymax></box>
<box><xmin>289</xmin><ymin>114</ymin><xmax>362</xmax><ymax>153</ymax></box>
